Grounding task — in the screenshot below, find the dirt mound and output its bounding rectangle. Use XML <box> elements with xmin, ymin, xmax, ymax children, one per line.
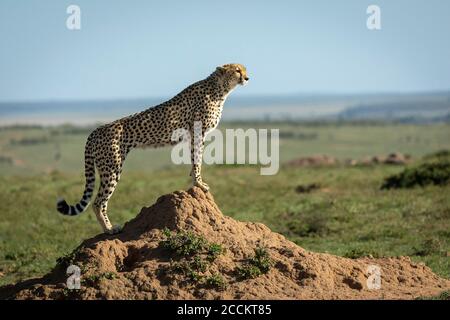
<box><xmin>287</xmin><ymin>155</ymin><xmax>338</xmax><ymax>167</ymax></box>
<box><xmin>1</xmin><ymin>187</ymin><xmax>448</xmax><ymax>300</ymax></box>
<box><xmin>287</xmin><ymin>153</ymin><xmax>411</xmax><ymax>167</ymax></box>
<box><xmin>353</xmin><ymin>152</ymin><xmax>412</xmax><ymax>166</ymax></box>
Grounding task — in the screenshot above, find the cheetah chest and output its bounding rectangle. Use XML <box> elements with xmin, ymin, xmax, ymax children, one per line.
<box><xmin>205</xmin><ymin>90</ymin><xmax>233</xmax><ymax>130</ymax></box>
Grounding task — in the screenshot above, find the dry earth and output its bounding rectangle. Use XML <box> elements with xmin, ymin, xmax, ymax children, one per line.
<box><xmin>0</xmin><ymin>187</ymin><xmax>448</xmax><ymax>300</ymax></box>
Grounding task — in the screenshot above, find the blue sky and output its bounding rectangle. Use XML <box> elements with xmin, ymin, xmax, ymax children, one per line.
<box><xmin>0</xmin><ymin>0</ymin><xmax>449</xmax><ymax>101</ymax></box>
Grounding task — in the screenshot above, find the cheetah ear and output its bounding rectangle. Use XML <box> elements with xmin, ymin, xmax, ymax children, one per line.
<box><xmin>216</xmin><ymin>66</ymin><xmax>226</xmax><ymax>74</ymax></box>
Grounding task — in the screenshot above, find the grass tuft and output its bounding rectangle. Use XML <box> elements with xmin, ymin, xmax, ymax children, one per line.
<box><xmin>415</xmin><ymin>290</ymin><xmax>449</xmax><ymax>300</ymax></box>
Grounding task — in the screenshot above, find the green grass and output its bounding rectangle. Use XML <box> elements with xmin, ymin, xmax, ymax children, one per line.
<box><xmin>0</xmin><ymin>123</ymin><xmax>449</xmax><ymax>286</ymax></box>
<box><xmin>1</xmin><ymin>123</ymin><xmax>449</xmax><ymax>175</ymax></box>
<box><xmin>416</xmin><ymin>290</ymin><xmax>449</xmax><ymax>300</ymax></box>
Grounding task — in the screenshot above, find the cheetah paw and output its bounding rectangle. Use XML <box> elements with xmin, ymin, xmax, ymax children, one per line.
<box><xmin>106</xmin><ymin>225</ymin><xmax>122</xmax><ymax>235</ymax></box>
<box><xmin>194</xmin><ymin>180</ymin><xmax>210</xmax><ymax>192</ymax></box>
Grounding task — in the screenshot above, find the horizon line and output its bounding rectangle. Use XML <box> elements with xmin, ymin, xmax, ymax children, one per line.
<box><xmin>1</xmin><ymin>89</ymin><xmax>450</xmax><ymax>105</ymax></box>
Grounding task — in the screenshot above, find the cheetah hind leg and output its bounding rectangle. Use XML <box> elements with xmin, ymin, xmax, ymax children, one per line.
<box><xmin>92</xmin><ymin>200</ymin><xmax>122</xmax><ymax>234</ymax></box>
<box><xmin>193</xmin><ymin>179</ymin><xmax>210</xmax><ymax>192</ymax></box>
<box><xmin>92</xmin><ymin>173</ymin><xmax>122</xmax><ymax>234</ymax></box>
<box><xmin>190</xmin><ymin>165</ymin><xmax>210</xmax><ymax>192</ymax></box>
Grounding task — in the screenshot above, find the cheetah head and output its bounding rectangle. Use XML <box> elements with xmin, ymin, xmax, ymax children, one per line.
<box><xmin>215</xmin><ymin>63</ymin><xmax>249</xmax><ymax>87</ymax></box>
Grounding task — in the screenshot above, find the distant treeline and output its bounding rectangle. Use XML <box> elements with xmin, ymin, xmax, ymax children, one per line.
<box><xmin>0</xmin><ymin>124</ymin><xmax>45</xmax><ymax>131</ymax></box>
<box><xmin>10</xmin><ymin>136</ymin><xmax>50</xmax><ymax>146</ymax></box>
<box><xmin>49</xmin><ymin>126</ymin><xmax>96</xmax><ymax>135</ymax></box>
<box><xmin>279</xmin><ymin>131</ymin><xmax>318</xmax><ymax>140</ymax></box>
<box><xmin>222</xmin><ymin>118</ymin><xmax>450</xmax><ymax>127</ymax></box>
<box><xmin>0</xmin><ymin>118</ymin><xmax>449</xmax><ymax>133</ymax></box>
<box><xmin>4</xmin><ymin>125</ymin><xmax>100</xmax><ymax>147</ymax></box>
<box><xmin>0</xmin><ymin>124</ymin><xmax>97</xmax><ymax>134</ymax></box>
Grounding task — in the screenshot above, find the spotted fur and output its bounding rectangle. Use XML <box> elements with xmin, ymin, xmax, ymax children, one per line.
<box><xmin>57</xmin><ymin>64</ymin><xmax>249</xmax><ymax>234</ymax></box>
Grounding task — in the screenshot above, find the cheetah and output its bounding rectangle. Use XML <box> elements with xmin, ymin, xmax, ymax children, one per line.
<box><xmin>57</xmin><ymin>63</ymin><xmax>249</xmax><ymax>234</ymax></box>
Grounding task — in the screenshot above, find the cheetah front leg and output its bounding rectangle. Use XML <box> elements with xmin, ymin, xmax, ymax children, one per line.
<box><xmin>190</xmin><ymin>130</ymin><xmax>209</xmax><ymax>192</ymax></box>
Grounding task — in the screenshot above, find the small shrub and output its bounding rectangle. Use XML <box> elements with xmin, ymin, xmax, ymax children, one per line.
<box><xmin>381</xmin><ymin>161</ymin><xmax>450</xmax><ymax>189</ymax></box>
<box><xmin>295</xmin><ymin>183</ymin><xmax>321</xmax><ymax>193</ymax></box>
<box><xmin>191</xmin><ymin>255</ymin><xmax>209</xmax><ymax>273</ymax></box>
<box><xmin>343</xmin><ymin>248</ymin><xmax>381</xmax><ymax>259</ymax></box>
<box><xmin>252</xmin><ymin>247</ymin><xmax>272</xmax><ymax>273</ymax></box>
<box><xmin>423</xmin><ymin>149</ymin><xmax>450</xmax><ymax>160</ymax></box>
<box><xmin>187</xmin><ymin>270</ymin><xmax>203</xmax><ymax>283</ymax></box>
<box><xmin>205</xmin><ymin>274</ymin><xmax>227</xmax><ymax>290</ymax></box>
<box><xmin>160</xmin><ymin>228</ymin><xmax>207</xmax><ymax>256</ymax></box>
<box><xmin>169</xmin><ymin>260</ymin><xmax>189</xmax><ymax>274</ymax></box>
<box><xmin>82</xmin><ymin>274</ymin><xmax>101</xmax><ymax>284</ymax></box>
<box><xmin>169</xmin><ymin>260</ymin><xmax>205</xmax><ymax>283</ymax></box>
<box><xmin>162</xmin><ymin>230</ymin><xmax>226</xmax><ymax>289</ymax></box>
<box><xmin>236</xmin><ymin>246</ymin><xmax>273</xmax><ymax>279</ymax></box>
<box><xmin>416</xmin><ymin>290</ymin><xmax>449</xmax><ymax>300</ymax></box>
<box><xmin>81</xmin><ymin>272</ymin><xmax>117</xmax><ymax>286</ymax></box>
<box><xmin>236</xmin><ymin>264</ymin><xmax>262</xmax><ymax>279</ymax></box>
<box><xmin>207</xmin><ymin>243</ymin><xmax>223</xmax><ymax>262</ymax></box>
<box><xmin>56</xmin><ymin>250</ymin><xmax>79</xmax><ymax>269</ymax></box>
<box><xmin>102</xmin><ymin>272</ymin><xmax>117</xmax><ymax>280</ymax></box>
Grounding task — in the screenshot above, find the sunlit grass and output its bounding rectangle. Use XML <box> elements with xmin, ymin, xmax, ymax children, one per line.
<box><xmin>0</xmin><ymin>123</ymin><xmax>449</xmax><ymax>286</ymax></box>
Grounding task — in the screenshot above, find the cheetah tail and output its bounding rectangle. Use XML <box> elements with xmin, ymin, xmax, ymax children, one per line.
<box><xmin>57</xmin><ymin>140</ymin><xmax>95</xmax><ymax>216</ymax></box>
